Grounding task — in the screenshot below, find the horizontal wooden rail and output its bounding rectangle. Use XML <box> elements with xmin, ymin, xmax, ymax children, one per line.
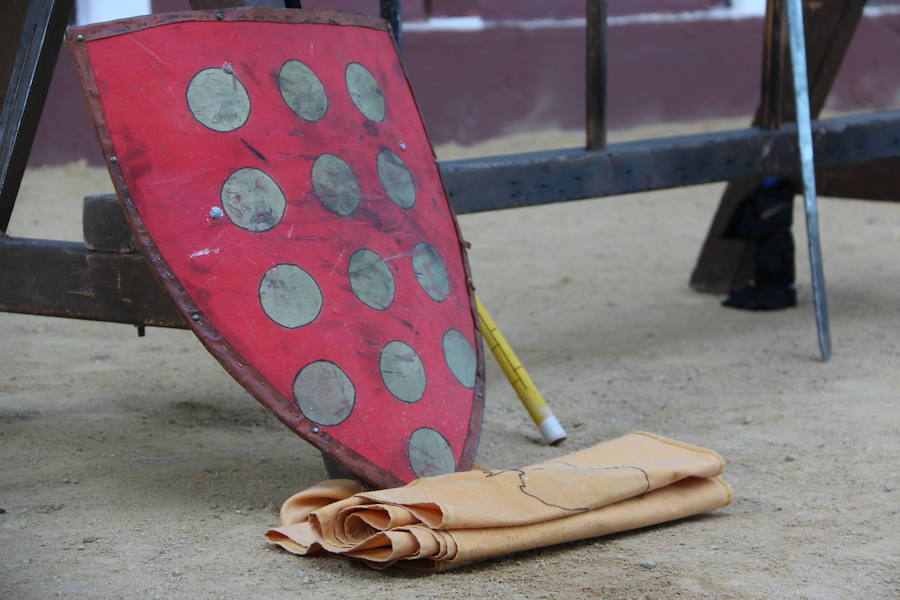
<box><xmin>3</xmin><ymin>109</ymin><xmax>900</xmax><ymax>327</ymax></box>
<box><xmin>440</xmin><ymin>110</ymin><xmax>900</xmax><ymax>213</ymax></box>
<box><xmin>0</xmin><ymin>237</ymin><xmax>183</xmax><ymax>327</ymax></box>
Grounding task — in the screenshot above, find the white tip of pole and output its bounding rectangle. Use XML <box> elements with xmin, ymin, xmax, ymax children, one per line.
<box><xmin>538</xmin><ymin>414</ymin><xmax>567</xmax><ymax>446</ymax></box>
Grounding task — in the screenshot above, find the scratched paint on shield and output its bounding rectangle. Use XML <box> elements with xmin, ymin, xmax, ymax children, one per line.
<box><xmin>83</xmin><ymin>20</ymin><xmax>478</xmax><ymax>483</ymax></box>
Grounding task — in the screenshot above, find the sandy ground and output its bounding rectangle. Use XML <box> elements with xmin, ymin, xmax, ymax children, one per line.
<box><xmin>2</xmin><ymin>121</ymin><xmax>899</xmax><ymax>599</ymax></box>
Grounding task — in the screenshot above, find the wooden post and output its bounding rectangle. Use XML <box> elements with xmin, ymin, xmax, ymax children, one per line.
<box><xmin>380</xmin><ymin>0</ymin><xmax>403</xmax><ymax>51</ymax></box>
<box><xmin>0</xmin><ymin>0</ymin><xmax>73</xmax><ymax>234</ymax></box>
<box><xmin>586</xmin><ymin>0</ymin><xmax>607</xmax><ymax>151</ymax></box>
<box><xmin>759</xmin><ymin>0</ymin><xmax>789</xmax><ymax>131</ymax></box>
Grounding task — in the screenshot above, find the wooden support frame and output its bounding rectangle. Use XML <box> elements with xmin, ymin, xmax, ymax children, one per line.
<box><xmin>818</xmin><ymin>158</ymin><xmax>900</xmax><ymax>202</ymax></box>
<box><xmin>0</xmin><ymin>0</ymin><xmax>72</xmax><ymax>234</ymax></box>
<box><xmin>442</xmin><ymin>111</ymin><xmax>900</xmax><ymax>214</ymax></box>
<box><xmin>586</xmin><ymin>0</ymin><xmax>607</xmax><ymax>151</ymax></box>
<box><xmin>2</xmin><ymin>0</ymin><xmax>900</xmax><ymax>329</ymax></box>
<box><xmin>758</xmin><ymin>0</ymin><xmax>789</xmax><ymax>131</ymax></box>
<box><xmin>5</xmin><ymin>108</ymin><xmax>900</xmax><ymax>327</ymax></box>
<box><xmin>379</xmin><ymin>0</ymin><xmax>403</xmax><ymax>52</ymax></box>
<box><xmin>689</xmin><ymin>0</ymin><xmax>868</xmax><ymax>293</ymax></box>
<box><xmin>0</xmin><ymin>236</ymin><xmax>182</xmax><ymax>327</ymax></box>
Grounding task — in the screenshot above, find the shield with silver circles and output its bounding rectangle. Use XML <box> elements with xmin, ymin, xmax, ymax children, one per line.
<box><xmin>68</xmin><ymin>8</ymin><xmax>484</xmax><ymax>488</ymax></box>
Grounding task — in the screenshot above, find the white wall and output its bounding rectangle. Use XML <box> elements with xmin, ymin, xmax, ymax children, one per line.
<box><xmin>726</xmin><ymin>0</ymin><xmax>766</xmax><ymax>18</ymax></box>
<box><xmin>75</xmin><ymin>0</ymin><xmax>152</xmax><ymax>26</ymax></box>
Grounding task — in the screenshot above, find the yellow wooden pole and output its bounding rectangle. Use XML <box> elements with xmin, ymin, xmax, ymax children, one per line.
<box><xmin>476</xmin><ymin>297</ymin><xmax>567</xmax><ymax>445</ymax></box>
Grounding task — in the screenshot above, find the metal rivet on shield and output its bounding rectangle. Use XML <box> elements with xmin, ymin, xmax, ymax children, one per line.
<box><xmin>311</xmin><ymin>426</ymin><xmax>320</xmax><ymax>434</ymax></box>
<box><xmin>215</xmin><ymin>11</ymin><xmax>224</xmax><ymax>20</ymax></box>
<box><xmin>222</xmin><ymin>61</ymin><xmax>234</xmax><ymax>75</ymax></box>
<box><xmin>191</xmin><ymin>313</ymin><xmax>201</xmax><ymax>322</ymax></box>
<box><xmin>209</xmin><ymin>206</ymin><xmax>224</xmax><ymax>219</ymax></box>
<box><xmin>75</xmin><ymin>34</ymin><xmax>85</xmax><ymax>42</ymax></box>
<box><xmin>109</xmin><ymin>155</ymin><xmax>118</xmax><ymax>164</ymax></box>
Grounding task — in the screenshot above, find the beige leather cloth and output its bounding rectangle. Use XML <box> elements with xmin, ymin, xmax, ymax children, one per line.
<box><xmin>265</xmin><ymin>432</ymin><xmax>732</xmax><ymax>571</ymax></box>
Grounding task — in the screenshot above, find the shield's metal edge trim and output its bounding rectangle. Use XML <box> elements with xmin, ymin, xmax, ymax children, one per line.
<box><xmin>65</xmin><ymin>10</ymin><xmax>485</xmax><ymax>489</ymax></box>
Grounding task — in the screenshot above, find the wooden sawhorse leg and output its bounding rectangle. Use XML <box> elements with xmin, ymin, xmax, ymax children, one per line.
<box><xmin>690</xmin><ymin>0</ymin><xmax>866</xmax><ymax>294</ymax></box>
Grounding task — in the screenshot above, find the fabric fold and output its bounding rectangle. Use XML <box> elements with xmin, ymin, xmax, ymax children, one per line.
<box><xmin>265</xmin><ymin>432</ymin><xmax>732</xmax><ymax>571</ymax></box>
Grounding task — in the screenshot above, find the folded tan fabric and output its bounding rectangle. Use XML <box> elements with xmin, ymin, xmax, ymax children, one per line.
<box><xmin>266</xmin><ymin>432</ymin><xmax>732</xmax><ymax>571</ymax></box>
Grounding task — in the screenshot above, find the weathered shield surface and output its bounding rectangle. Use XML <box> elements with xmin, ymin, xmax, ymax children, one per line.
<box><xmin>67</xmin><ymin>9</ymin><xmax>484</xmax><ymax>488</ymax></box>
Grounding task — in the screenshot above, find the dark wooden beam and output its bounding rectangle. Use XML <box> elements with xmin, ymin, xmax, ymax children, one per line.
<box><xmin>690</xmin><ymin>0</ymin><xmax>867</xmax><ymax>293</ymax></box>
<box><xmin>380</xmin><ymin>0</ymin><xmax>403</xmax><ymax>51</ymax></box>
<box><xmin>82</xmin><ymin>194</ymin><xmax>137</xmax><ymax>253</ymax></box>
<box><xmin>0</xmin><ymin>1</ymin><xmax>32</xmax><ymax>106</ymax></box>
<box><xmin>442</xmin><ymin>110</ymin><xmax>900</xmax><ymax>214</ymax></box>
<box><xmin>759</xmin><ymin>0</ymin><xmax>788</xmax><ymax>131</ymax></box>
<box><xmin>0</xmin><ymin>0</ymin><xmax>73</xmax><ymax>234</ymax></box>
<box><xmin>818</xmin><ymin>159</ymin><xmax>900</xmax><ymax>202</ymax></box>
<box><xmin>0</xmin><ymin>236</ymin><xmax>183</xmax><ymax>328</ymax></box>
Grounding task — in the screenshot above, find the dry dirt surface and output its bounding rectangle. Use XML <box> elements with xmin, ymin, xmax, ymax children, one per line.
<box><xmin>2</xmin><ymin>122</ymin><xmax>898</xmax><ymax>599</ymax></box>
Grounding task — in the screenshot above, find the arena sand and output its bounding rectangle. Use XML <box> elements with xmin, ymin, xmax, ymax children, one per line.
<box><xmin>1</xmin><ymin>120</ymin><xmax>898</xmax><ymax>599</ymax></box>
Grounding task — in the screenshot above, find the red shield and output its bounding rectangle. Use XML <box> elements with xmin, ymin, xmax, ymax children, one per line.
<box><xmin>68</xmin><ymin>9</ymin><xmax>484</xmax><ymax>488</ymax></box>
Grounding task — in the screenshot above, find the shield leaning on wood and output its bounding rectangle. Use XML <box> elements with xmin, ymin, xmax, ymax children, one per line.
<box><xmin>67</xmin><ymin>8</ymin><xmax>485</xmax><ymax>488</ymax></box>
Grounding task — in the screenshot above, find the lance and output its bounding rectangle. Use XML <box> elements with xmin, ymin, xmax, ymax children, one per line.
<box><xmin>786</xmin><ymin>0</ymin><xmax>832</xmax><ymax>361</ymax></box>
